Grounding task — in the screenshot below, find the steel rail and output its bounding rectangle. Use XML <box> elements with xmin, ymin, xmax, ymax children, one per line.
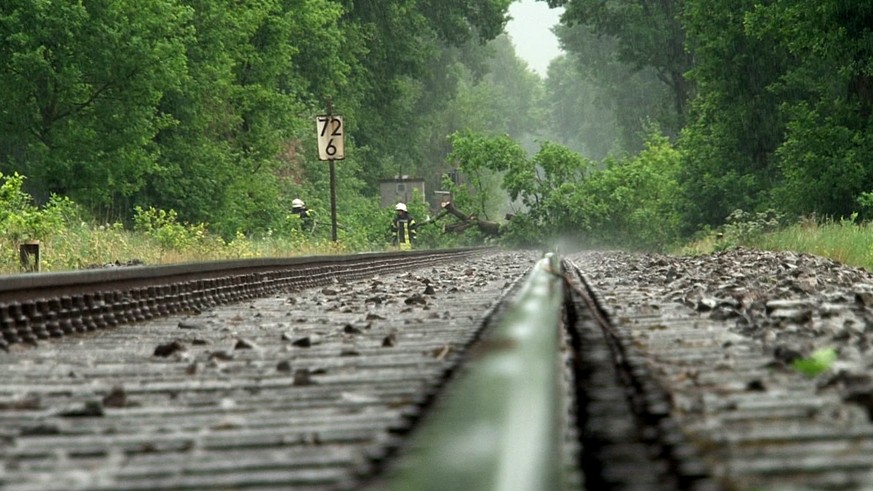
<box><xmin>563</xmin><ymin>259</ymin><xmax>717</xmax><ymax>491</ymax></box>
<box><xmin>0</xmin><ymin>249</ymin><xmax>532</xmax><ymax>491</ymax></box>
<box><xmin>0</xmin><ymin>248</ymin><xmax>485</xmax><ymax>351</ymax></box>
<box><xmin>372</xmin><ymin>253</ymin><xmax>568</xmax><ymax>491</ymax></box>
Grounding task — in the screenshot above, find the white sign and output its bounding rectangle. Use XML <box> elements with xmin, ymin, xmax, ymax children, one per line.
<box><xmin>316</xmin><ymin>115</ymin><xmax>345</xmax><ymax>160</ymax></box>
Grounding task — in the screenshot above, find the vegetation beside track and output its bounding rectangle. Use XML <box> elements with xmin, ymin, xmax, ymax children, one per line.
<box><xmin>678</xmin><ymin>211</ymin><xmax>873</xmax><ymax>272</ymax></box>
<box><xmin>0</xmin><ymin>171</ymin><xmax>471</xmax><ymax>274</ymax></box>
<box><xmin>6</xmin><ymin>161</ymin><xmax>873</xmax><ymax>276</ymax></box>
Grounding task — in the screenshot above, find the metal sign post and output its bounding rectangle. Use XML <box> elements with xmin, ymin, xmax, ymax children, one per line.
<box><xmin>316</xmin><ymin>101</ymin><xmax>345</xmax><ymax>242</ymax></box>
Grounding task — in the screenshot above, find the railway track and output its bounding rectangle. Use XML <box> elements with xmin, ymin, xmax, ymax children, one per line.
<box><xmin>3</xmin><ymin>248</ymin><xmax>873</xmax><ymax>490</ymax></box>
<box><xmin>568</xmin><ymin>250</ymin><xmax>873</xmax><ymax>491</ymax></box>
<box><xmin>0</xmin><ymin>249</ymin><xmax>534</xmax><ymax>490</ymax></box>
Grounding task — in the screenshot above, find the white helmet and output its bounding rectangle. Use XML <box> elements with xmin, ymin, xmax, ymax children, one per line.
<box><xmin>395</xmin><ymin>202</ymin><xmax>407</xmax><ymax>212</ymax></box>
<box><xmin>292</xmin><ymin>198</ymin><xmax>304</xmax><ymax>208</ymax></box>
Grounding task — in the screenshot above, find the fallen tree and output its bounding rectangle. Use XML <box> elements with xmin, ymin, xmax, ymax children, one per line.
<box><xmin>427</xmin><ymin>201</ymin><xmax>502</xmax><ymax>236</ymax></box>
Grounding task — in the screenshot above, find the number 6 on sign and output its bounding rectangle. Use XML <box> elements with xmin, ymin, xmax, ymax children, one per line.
<box><xmin>316</xmin><ymin>115</ymin><xmax>345</xmax><ymax>160</ymax></box>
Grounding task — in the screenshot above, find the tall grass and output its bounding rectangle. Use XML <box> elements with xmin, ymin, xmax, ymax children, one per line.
<box><xmin>750</xmin><ymin>217</ymin><xmax>873</xmax><ymax>270</ymax></box>
<box><xmin>679</xmin><ymin>215</ymin><xmax>873</xmax><ymax>272</ymax></box>
<box><xmin>0</xmin><ymin>224</ymin><xmax>356</xmax><ymax>275</ymax></box>
<box><xmin>0</xmin><ymin>174</ymin><xmax>390</xmax><ymax>275</ymax></box>
<box><xmin>8</xmin><ymin>190</ymin><xmax>873</xmax><ymax>276</ymax></box>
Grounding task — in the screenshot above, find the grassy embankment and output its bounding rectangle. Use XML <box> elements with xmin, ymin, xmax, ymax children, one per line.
<box><xmin>4</xmin><ymin>213</ymin><xmax>873</xmax><ymax>276</ymax></box>
<box><xmin>0</xmin><ymin>223</ymin><xmax>349</xmax><ymax>275</ymax></box>
<box><xmin>679</xmin><ymin>216</ymin><xmax>873</xmax><ymax>272</ymax></box>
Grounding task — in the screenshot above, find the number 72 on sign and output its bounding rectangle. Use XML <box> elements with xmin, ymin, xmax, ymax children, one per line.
<box><xmin>316</xmin><ymin>115</ymin><xmax>345</xmax><ymax>161</ymax></box>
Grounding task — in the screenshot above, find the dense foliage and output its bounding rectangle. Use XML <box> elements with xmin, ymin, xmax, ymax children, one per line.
<box><xmin>530</xmin><ymin>0</ymin><xmax>873</xmax><ymax>247</ymax></box>
<box><xmin>444</xmin><ymin>130</ymin><xmax>680</xmax><ymax>250</ymax></box>
<box><xmin>0</xmin><ymin>0</ymin><xmax>517</xmax><ymax>241</ymax></box>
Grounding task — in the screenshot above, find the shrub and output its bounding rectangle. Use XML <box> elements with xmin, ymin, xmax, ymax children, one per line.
<box><xmin>717</xmin><ymin>209</ymin><xmax>785</xmax><ymax>250</ymax></box>
<box><xmin>132</xmin><ymin>206</ymin><xmax>208</xmax><ymax>252</ymax></box>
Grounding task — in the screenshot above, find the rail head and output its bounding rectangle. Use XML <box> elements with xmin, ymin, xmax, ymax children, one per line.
<box><xmin>373</xmin><ymin>252</ymin><xmax>568</xmax><ymax>491</ymax></box>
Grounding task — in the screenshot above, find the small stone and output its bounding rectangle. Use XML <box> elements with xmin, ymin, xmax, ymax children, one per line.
<box><xmin>154</xmin><ymin>340</ymin><xmax>186</xmax><ymax>357</ymax></box>
<box><xmin>405</xmin><ymin>294</ymin><xmax>427</xmax><ymax>305</ymax></box>
<box><xmin>293</xmin><ymin>369</ymin><xmax>315</xmax><ymax>386</ymax></box>
<box><xmin>59</xmin><ymin>400</ymin><xmax>104</xmax><ymax>418</ymax></box>
<box><xmin>773</xmin><ymin>345</ymin><xmax>804</xmax><ymax>364</ymax></box>
<box><xmin>178</xmin><ymin>320</ymin><xmax>205</xmax><ymax>330</ymax></box>
<box><xmin>102</xmin><ymin>386</ymin><xmax>127</xmax><ymax>408</ymax></box>
<box><xmin>343</xmin><ymin>324</ymin><xmax>362</xmax><ymax>334</ymax></box>
<box><xmin>769</xmin><ymin>308</ymin><xmax>812</xmax><ymax>323</ymax></box>
<box><xmin>209</xmin><ymin>350</ymin><xmax>234</xmax><ymax>361</ymax></box>
<box><xmin>746</xmin><ymin>379</ymin><xmax>766</xmax><ymax>392</ymax></box>
<box><xmin>431</xmin><ymin>345</ymin><xmax>451</xmax><ymax>360</ymax></box>
<box><xmin>292</xmin><ymin>336</ymin><xmax>312</xmax><ymax>348</ymax></box>
<box><xmin>234</xmin><ymin>338</ymin><xmax>258</xmax><ymax>350</ymax></box>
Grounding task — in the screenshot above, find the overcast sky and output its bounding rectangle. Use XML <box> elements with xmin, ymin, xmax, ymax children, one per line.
<box><xmin>504</xmin><ymin>0</ymin><xmax>564</xmax><ymax>77</ymax></box>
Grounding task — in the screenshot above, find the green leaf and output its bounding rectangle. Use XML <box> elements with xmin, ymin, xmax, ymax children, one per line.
<box><xmin>792</xmin><ymin>347</ymin><xmax>837</xmax><ymax>378</ymax></box>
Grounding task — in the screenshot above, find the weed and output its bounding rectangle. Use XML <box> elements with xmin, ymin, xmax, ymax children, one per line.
<box><xmin>792</xmin><ymin>347</ymin><xmax>837</xmax><ymax>378</ymax></box>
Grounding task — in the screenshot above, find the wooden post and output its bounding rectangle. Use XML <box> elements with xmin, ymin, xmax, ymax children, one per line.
<box><xmin>19</xmin><ymin>240</ymin><xmax>40</xmax><ymax>272</ymax></box>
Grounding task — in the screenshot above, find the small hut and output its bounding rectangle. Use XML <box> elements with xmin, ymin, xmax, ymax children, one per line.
<box><xmin>379</xmin><ymin>176</ymin><xmax>426</xmax><ymax>209</ymax></box>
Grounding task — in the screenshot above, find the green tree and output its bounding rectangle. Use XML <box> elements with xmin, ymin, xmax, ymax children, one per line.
<box><xmin>446</xmin><ymin>130</ymin><xmax>681</xmax><ymax>250</ymax></box>
<box><xmin>551</xmin><ymin>21</ymin><xmax>676</xmax><ymax>154</ymax></box>
<box><xmin>745</xmin><ymin>1</ymin><xmax>873</xmax><ymax>219</ymax></box>
<box><xmin>677</xmin><ymin>0</ymin><xmax>789</xmax><ymax>231</ymax></box>
<box><xmin>336</xmin><ymin>0</ymin><xmax>513</xmax><ymax>189</ymax></box>
<box><xmin>550</xmin><ymin>0</ymin><xmax>691</xmax><ymax>144</ymax></box>
<box><xmin>0</xmin><ymin>172</ymin><xmax>79</xmax><ymax>242</ymax></box>
<box><xmin>0</xmin><ymin>0</ymin><xmax>528</xmax><ymax>244</ymax></box>
<box><xmin>417</xmin><ymin>34</ymin><xmax>545</xmax><ymax>205</ymax></box>
<box><xmin>144</xmin><ymin>0</ymin><xmax>350</xmax><ymax>237</ymax></box>
<box><xmin>483</xmin><ymin>35</ymin><xmax>544</xmax><ymax>141</ymax></box>
<box><xmin>446</xmin><ymin>131</ymin><xmax>526</xmax><ymax>220</ymax></box>
<box><xmin>573</xmin><ymin>134</ymin><xmax>681</xmax><ymax>248</ymax></box>
<box><xmin>543</xmin><ymin>55</ymin><xmax>621</xmax><ymax>159</ymax></box>
<box><xmin>0</xmin><ymin>0</ymin><xmax>192</xmax><ymax>215</ymax></box>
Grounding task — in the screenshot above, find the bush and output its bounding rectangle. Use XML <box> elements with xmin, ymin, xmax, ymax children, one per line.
<box><xmin>133</xmin><ymin>206</ymin><xmax>208</xmax><ymax>252</ymax></box>
<box><xmin>0</xmin><ymin>172</ymin><xmax>81</xmax><ymax>243</ymax></box>
<box><xmin>717</xmin><ymin>208</ymin><xmax>785</xmax><ymax>250</ymax></box>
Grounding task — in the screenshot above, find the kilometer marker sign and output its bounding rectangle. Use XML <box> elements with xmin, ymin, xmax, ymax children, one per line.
<box><xmin>316</xmin><ymin>115</ymin><xmax>345</xmax><ymax>160</ymax></box>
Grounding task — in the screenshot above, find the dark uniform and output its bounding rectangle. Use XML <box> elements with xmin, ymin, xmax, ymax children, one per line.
<box><xmin>391</xmin><ymin>203</ymin><xmax>416</xmax><ymax>250</ymax></box>
<box><xmin>291</xmin><ymin>199</ymin><xmax>314</xmax><ymax>233</ymax></box>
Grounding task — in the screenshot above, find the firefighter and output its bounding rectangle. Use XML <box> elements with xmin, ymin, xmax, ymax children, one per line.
<box><xmin>290</xmin><ymin>198</ymin><xmax>314</xmax><ymax>233</ymax></box>
<box><xmin>391</xmin><ymin>202</ymin><xmax>416</xmax><ymax>250</ymax></box>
